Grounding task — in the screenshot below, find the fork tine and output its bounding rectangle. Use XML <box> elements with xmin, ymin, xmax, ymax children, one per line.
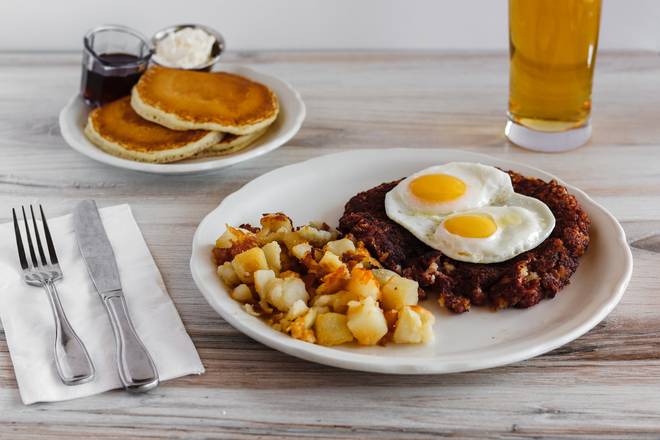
<box><xmin>22</xmin><ymin>206</ymin><xmax>39</xmax><ymax>268</ymax></box>
<box><xmin>12</xmin><ymin>208</ymin><xmax>29</xmax><ymax>270</ymax></box>
<box><xmin>40</xmin><ymin>205</ymin><xmax>59</xmax><ymax>265</ymax></box>
<box><xmin>30</xmin><ymin>205</ymin><xmax>48</xmax><ymax>266</ymax></box>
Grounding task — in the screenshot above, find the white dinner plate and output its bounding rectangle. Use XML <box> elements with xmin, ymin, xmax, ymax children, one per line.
<box><xmin>58</xmin><ymin>65</ymin><xmax>305</xmax><ymax>175</ymax></box>
<box><xmin>190</xmin><ymin>149</ymin><xmax>633</xmax><ymax>374</ymax></box>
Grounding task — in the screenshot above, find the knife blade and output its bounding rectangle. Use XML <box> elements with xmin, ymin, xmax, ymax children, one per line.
<box><xmin>73</xmin><ymin>200</ymin><xmax>122</xmax><ymax>296</ymax></box>
<box><xmin>73</xmin><ymin>200</ymin><xmax>159</xmax><ymax>393</ymax></box>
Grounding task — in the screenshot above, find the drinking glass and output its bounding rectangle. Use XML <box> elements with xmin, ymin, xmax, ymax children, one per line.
<box><xmin>506</xmin><ymin>0</ymin><xmax>602</xmax><ymax>152</ymax></box>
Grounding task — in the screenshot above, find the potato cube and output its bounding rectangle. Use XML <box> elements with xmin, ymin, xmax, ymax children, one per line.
<box><xmin>313</xmin><ymin>291</ymin><xmax>359</xmax><ymax>313</ymax></box>
<box><xmin>215</xmin><ymin>225</ymin><xmax>254</xmax><ymax>249</ymax></box>
<box><xmin>319</xmin><ymin>251</ymin><xmax>346</xmax><ymax>273</ymax></box>
<box><xmin>413</xmin><ymin>305</ymin><xmax>436</xmax><ymax>344</ymax></box>
<box><xmin>286</xmin><ymin>299</ymin><xmax>309</xmax><ymax>320</ymax></box>
<box><xmin>278</xmin><ymin>230</ymin><xmax>304</xmax><ymax>252</ymax></box>
<box><xmin>231</xmin><ymin>247</ymin><xmax>269</xmax><ymax>283</ymax></box>
<box><xmin>316</xmin><ymin>267</ymin><xmax>349</xmax><ymax>295</ymax></box>
<box><xmin>312</xmin><ymin>294</ymin><xmax>335</xmax><ymax>307</ymax></box>
<box><xmin>330</xmin><ymin>290</ymin><xmax>360</xmax><ymax>314</ymax></box>
<box><xmin>346</xmin><ymin>297</ymin><xmax>388</xmax><ymax>345</ymax></box>
<box><xmin>324</xmin><ymin>238</ymin><xmax>356</xmax><ymax>257</ymax></box>
<box><xmin>392</xmin><ymin>306</ymin><xmax>423</xmax><ymax>344</ymax></box>
<box><xmin>217</xmin><ymin>262</ymin><xmax>240</xmax><ymax>288</ymax></box>
<box><xmin>381</xmin><ymin>275</ymin><xmax>419</xmax><ymax>310</ymax></box>
<box><xmin>291</xmin><ymin>242</ymin><xmax>313</xmax><ymax>260</ymax></box>
<box><xmin>304</xmin><ymin>306</ymin><xmax>319</xmax><ymax>328</ymax></box>
<box><xmin>289</xmin><ymin>316</ymin><xmax>316</xmax><ymax>343</ymax></box>
<box><xmin>243</xmin><ymin>303</ymin><xmax>260</xmax><ymax>316</ymax></box>
<box><xmin>260</xmin><ymin>213</ymin><xmax>293</xmax><ymax>234</ymax></box>
<box><xmin>267</xmin><ymin>277</ymin><xmax>309</xmax><ymax>312</ymax></box>
<box><xmin>311</xmin><ymin>305</ymin><xmax>330</xmax><ymax>315</ymax></box>
<box><xmin>297</xmin><ymin>225</ymin><xmax>333</xmax><ymax>247</ymax></box>
<box><xmin>372</xmin><ymin>269</ymin><xmax>398</xmax><ymax>287</ymax></box>
<box><xmin>261</xmin><ymin>241</ymin><xmax>282</xmax><ymax>273</ymax></box>
<box><xmin>393</xmin><ymin>306</ymin><xmax>436</xmax><ymax>344</ymax></box>
<box><xmin>346</xmin><ymin>267</ymin><xmax>381</xmax><ymax>301</ymax></box>
<box><xmin>315</xmin><ymin>313</ymin><xmax>354</xmax><ymax>346</ymax></box>
<box><xmin>254</xmin><ymin>269</ymin><xmax>276</xmax><ymax>300</ymax></box>
<box><xmin>231</xmin><ymin>284</ymin><xmax>254</xmax><ymax>303</ymax></box>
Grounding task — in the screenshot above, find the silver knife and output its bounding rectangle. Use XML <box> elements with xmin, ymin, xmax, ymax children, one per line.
<box><xmin>73</xmin><ymin>200</ymin><xmax>159</xmax><ymax>393</ymax></box>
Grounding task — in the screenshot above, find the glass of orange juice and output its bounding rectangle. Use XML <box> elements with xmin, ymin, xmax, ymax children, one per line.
<box><xmin>506</xmin><ymin>0</ymin><xmax>602</xmax><ymax>152</ymax></box>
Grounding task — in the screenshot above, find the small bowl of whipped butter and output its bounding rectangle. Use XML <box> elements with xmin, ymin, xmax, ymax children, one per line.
<box><xmin>151</xmin><ymin>24</ymin><xmax>225</xmax><ymax>71</ymax></box>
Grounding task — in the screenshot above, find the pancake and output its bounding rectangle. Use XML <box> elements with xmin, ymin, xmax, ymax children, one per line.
<box><xmin>84</xmin><ymin>96</ymin><xmax>222</xmax><ymax>163</ymax></box>
<box><xmin>131</xmin><ymin>67</ymin><xmax>279</xmax><ymax>135</ymax></box>
<box><xmin>193</xmin><ymin>127</ymin><xmax>269</xmax><ymax>158</ymax></box>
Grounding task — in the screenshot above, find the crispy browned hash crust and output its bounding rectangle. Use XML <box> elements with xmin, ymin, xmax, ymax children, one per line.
<box><xmin>338</xmin><ymin>171</ymin><xmax>590</xmax><ymax>313</ymax></box>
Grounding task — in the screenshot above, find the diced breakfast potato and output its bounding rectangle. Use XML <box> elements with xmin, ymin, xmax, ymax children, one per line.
<box><xmin>393</xmin><ymin>306</ymin><xmax>436</xmax><ymax>344</ymax></box>
<box><xmin>260</xmin><ymin>213</ymin><xmax>293</xmax><ymax>234</ymax></box>
<box><xmin>346</xmin><ymin>266</ymin><xmax>381</xmax><ymax>301</ymax></box>
<box><xmin>324</xmin><ymin>238</ymin><xmax>356</xmax><ymax>257</ymax></box>
<box><xmin>313</xmin><ymin>291</ymin><xmax>359</xmax><ymax>314</ymax></box>
<box><xmin>372</xmin><ymin>268</ymin><xmax>398</xmax><ymax>286</ymax></box>
<box><xmin>392</xmin><ymin>306</ymin><xmax>423</xmax><ymax>344</ymax></box>
<box><xmin>381</xmin><ymin>275</ymin><xmax>419</xmax><ymax>310</ymax></box>
<box><xmin>315</xmin><ymin>313</ymin><xmax>354</xmax><ymax>346</ymax></box>
<box><xmin>311</xmin><ymin>305</ymin><xmax>330</xmax><ymax>315</ymax></box>
<box><xmin>291</xmin><ymin>242</ymin><xmax>313</xmax><ymax>260</ymax></box>
<box><xmin>296</xmin><ymin>225</ymin><xmax>333</xmax><ymax>247</ymax></box>
<box><xmin>231</xmin><ymin>247</ymin><xmax>269</xmax><ymax>283</ymax></box>
<box><xmin>316</xmin><ymin>267</ymin><xmax>349</xmax><ymax>295</ymax></box>
<box><xmin>312</xmin><ymin>294</ymin><xmax>334</xmax><ymax>307</ymax></box>
<box><xmin>281</xmin><ymin>231</ymin><xmax>306</xmax><ymax>252</ymax></box>
<box><xmin>286</xmin><ymin>299</ymin><xmax>309</xmax><ymax>320</ymax></box>
<box><xmin>330</xmin><ymin>290</ymin><xmax>360</xmax><ymax>314</ymax></box>
<box><xmin>261</xmin><ymin>241</ymin><xmax>282</xmax><ymax>273</ymax></box>
<box><xmin>254</xmin><ymin>269</ymin><xmax>276</xmax><ymax>300</ymax></box>
<box><xmin>414</xmin><ymin>305</ymin><xmax>436</xmax><ymax>344</ymax></box>
<box><xmin>319</xmin><ymin>251</ymin><xmax>345</xmax><ymax>273</ymax></box>
<box><xmin>289</xmin><ymin>316</ymin><xmax>316</xmax><ymax>343</ymax></box>
<box><xmin>217</xmin><ymin>262</ymin><xmax>240</xmax><ymax>288</ymax></box>
<box><xmin>215</xmin><ymin>225</ymin><xmax>254</xmax><ymax>249</ymax></box>
<box><xmin>231</xmin><ymin>284</ymin><xmax>254</xmax><ymax>303</ymax></box>
<box><xmin>346</xmin><ymin>297</ymin><xmax>388</xmax><ymax>345</ymax></box>
<box><xmin>267</xmin><ymin>277</ymin><xmax>309</xmax><ymax>312</ymax></box>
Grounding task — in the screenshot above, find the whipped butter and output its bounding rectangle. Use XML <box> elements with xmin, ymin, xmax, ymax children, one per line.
<box><xmin>153</xmin><ymin>28</ymin><xmax>215</xmax><ymax>69</ymax></box>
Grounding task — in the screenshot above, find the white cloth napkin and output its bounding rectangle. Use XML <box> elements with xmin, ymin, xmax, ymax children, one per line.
<box><xmin>0</xmin><ymin>204</ymin><xmax>204</xmax><ymax>404</ymax></box>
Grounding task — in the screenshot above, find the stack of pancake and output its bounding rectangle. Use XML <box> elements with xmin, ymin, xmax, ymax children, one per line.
<box><xmin>84</xmin><ymin>66</ymin><xmax>279</xmax><ymax>163</ymax></box>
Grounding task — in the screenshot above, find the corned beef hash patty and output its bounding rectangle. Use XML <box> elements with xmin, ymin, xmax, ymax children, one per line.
<box><xmin>338</xmin><ymin>171</ymin><xmax>590</xmax><ymax>313</ymax></box>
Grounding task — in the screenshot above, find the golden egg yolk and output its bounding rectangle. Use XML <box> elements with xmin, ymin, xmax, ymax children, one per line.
<box><xmin>409</xmin><ymin>174</ymin><xmax>466</xmax><ymax>203</ymax></box>
<box><xmin>444</xmin><ymin>214</ymin><xmax>497</xmax><ymax>238</ymax></box>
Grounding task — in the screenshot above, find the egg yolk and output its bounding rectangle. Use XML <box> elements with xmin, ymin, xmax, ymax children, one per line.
<box><xmin>444</xmin><ymin>214</ymin><xmax>497</xmax><ymax>238</ymax></box>
<box><xmin>409</xmin><ymin>174</ymin><xmax>466</xmax><ymax>203</ymax></box>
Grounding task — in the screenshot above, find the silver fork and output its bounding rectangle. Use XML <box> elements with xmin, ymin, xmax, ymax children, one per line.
<box><xmin>12</xmin><ymin>205</ymin><xmax>95</xmax><ymax>385</ymax></box>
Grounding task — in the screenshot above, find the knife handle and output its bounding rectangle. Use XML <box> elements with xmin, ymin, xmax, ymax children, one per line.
<box><xmin>103</xmin><ymin>295</ymin><xmax>159</xmax><ymax>393</ymax></box>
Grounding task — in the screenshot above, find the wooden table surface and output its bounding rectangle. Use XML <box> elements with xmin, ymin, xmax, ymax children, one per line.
<box><xmin>0</xmin><ymin>50</ymin><xmax>659</xmax><ymax>439</ymax></box>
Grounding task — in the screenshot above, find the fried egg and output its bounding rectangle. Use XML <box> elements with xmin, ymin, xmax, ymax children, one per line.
<box><xmin>387</xmin><ymin>162</ymin><xmax>514</xmax><ymax>216</ymax></box>
<box><xmin>433</xmin><ymin>194</ymin><xmax>555</xmax><ymax>263</ymax></box>
<box><xmin>384</xmin><ymin>163</ymin><xmax>556</xmax><ymax>263</ymax></box>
